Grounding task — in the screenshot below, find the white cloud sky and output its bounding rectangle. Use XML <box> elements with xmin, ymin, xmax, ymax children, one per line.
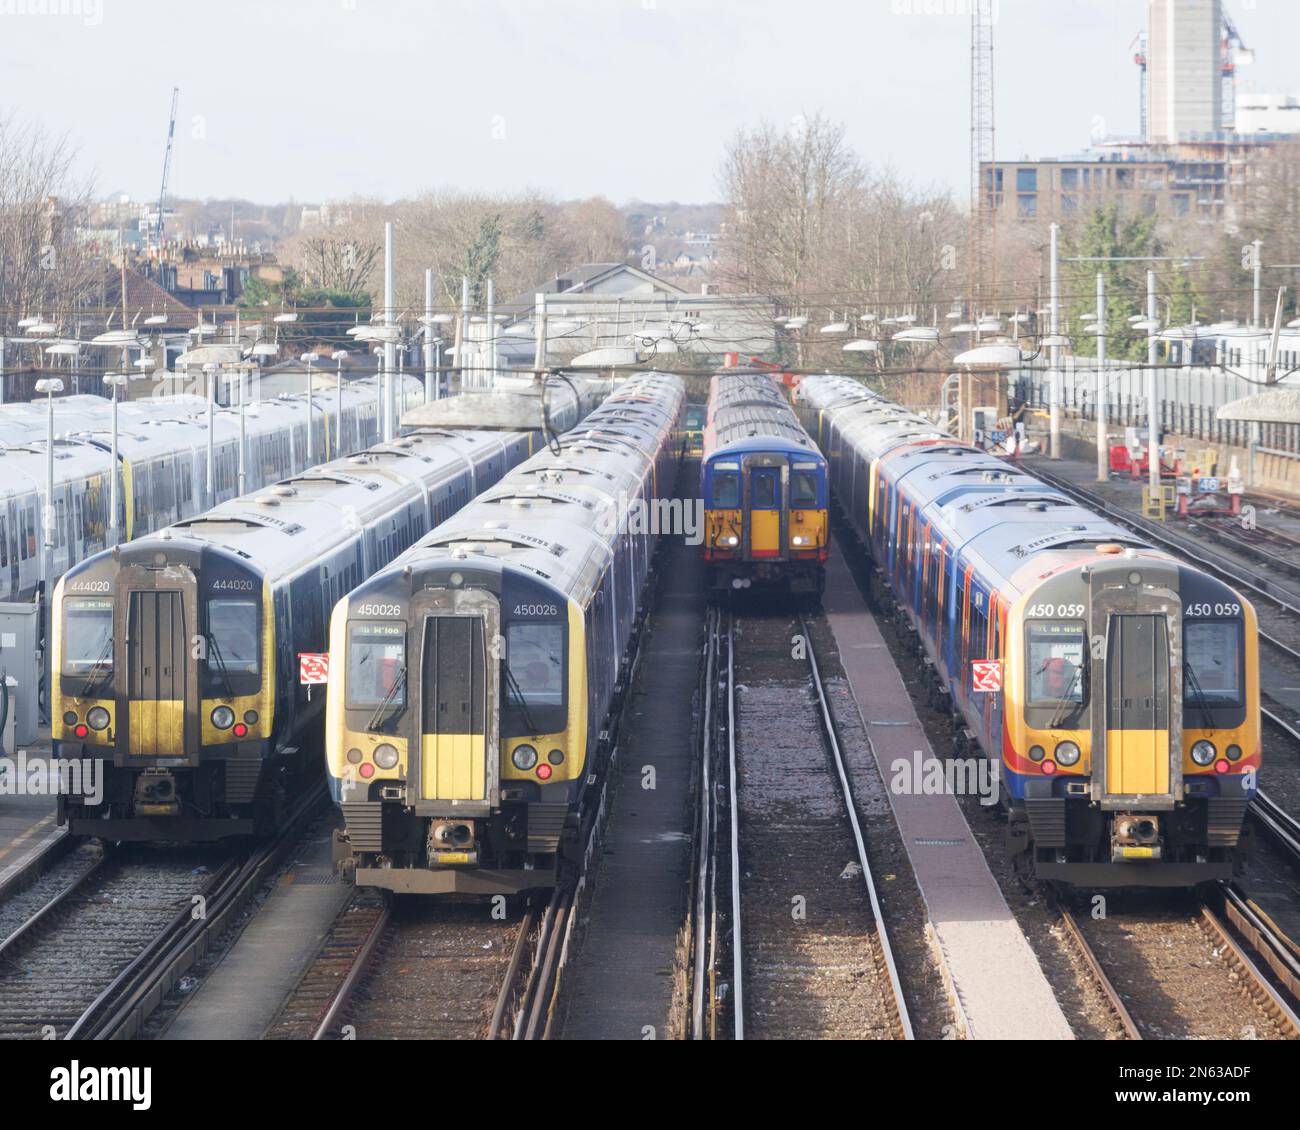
<box><xmin>1</xmin><ymin>0</ymin><xmax>1295</xmax><ymax>204</ymax></box>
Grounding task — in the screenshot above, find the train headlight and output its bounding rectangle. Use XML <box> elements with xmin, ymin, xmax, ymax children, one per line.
<box><xmin>346</xmin><ymin>748</ymin><xmax>363</xmax><ymax>765</ymax></box>
<box><xmin>723</xmin><ymin>535</ymin><xmax>739</xmax><ymax>547</ymax></box>
<box><xmin>86</xmin><ymin>707</ymin><xmax>110</xmax><ymax>731</ymax></box>
<box><xmin>1028</xmin><ymin>745</ymin><xmax>1045</xmax><ymax>762</ymax></box>
<box><xmin>1190</xmin><ymin>740</ymin><xmax>1217</xmax><ymax>766</ymax></box>
<box><xmin>1226</xmin><ymin>744</ymin><xmax>1243</xmax><ymax>761</ymax></box>
<box><xmin>373</xmin><ymin>743</ymin><xmax>399</xmax><ymax>770</ymax></box>
<box><xmin>1054</xmin><ymin>740</ymin><xmax>1081</xmax><ymax>767</ymax></box>
<box><xmin>548</xmin><ymin>749</ymin><xmax>565</xmax><ymax>765</ymax></box>
<box><xmin>792</xmin><ymin>535</ymin><xmax>806</xmax><ymax>546</ymax></box>
<box><xmin>511</xmin><ymin>744</ymin><xmax>538</xmax><ymax>770</ymax></box>
<box><xmin>211</xmin><ymin>705</ymin><xmax>235</xmax><ymax>730</ymax></box>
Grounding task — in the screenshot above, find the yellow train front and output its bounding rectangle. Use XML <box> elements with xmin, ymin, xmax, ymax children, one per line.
<box><xmin>1000</xmin><ymin>553</ymin><xmax>1260</xmax><ymax>886</ymax></box>
<box><xmin>53</xmin><ymin>543</ymin><xmax>279</xmax><ymax>838</ymax></box>
<box><xmin>327</xmin><ymin>372</ymin><xmax>685</xmax><ymax>894</ymax></box>
<box><xmin>702</xmin><ymin>370</ymin><xmax>828</xmax><ymax>597</ymax></box>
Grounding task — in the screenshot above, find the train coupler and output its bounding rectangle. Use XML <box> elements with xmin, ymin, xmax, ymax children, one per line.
<box><xmin>1110</xmin><ymin>813</ymin><xmax>1163</xmax><ymax>862</ymax></box>
<box><xmin>132</xmin><ymin>770</ymin><xmax>179</xmax><ymax>817</ymax></box>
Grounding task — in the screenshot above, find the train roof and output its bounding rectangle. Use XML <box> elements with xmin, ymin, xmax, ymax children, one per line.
<box><xmin>122</xmin><ymin>426</ymin><xmax>527</xmax><ymax>582</ymax></box>
<box><xmin>381</xmin><ymin>372</ymin><xmax>686</xmax><ymax>606</ymax></box>
<box><xmin>705</xmin><ymin>368</ymin><xmax>815</xmax><ymax>456</ymax></box>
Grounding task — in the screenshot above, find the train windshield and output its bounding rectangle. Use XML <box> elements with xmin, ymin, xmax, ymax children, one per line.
<box><xmin>501</xmin><ymin>620</ymin><xmax>567</xmax><ymax>737</ymax></box>
<box><xmin>712</xmin><ymin>471</ymin><xmax>740</xmax><ymax>508</ymax></box>
<box><xmin>206</xmin><ymin>600</ymin><xmax>259</xmax><ymax>690</ymax></box>
<box><xmin>1184</xmin><ymin>620</ymin><xmax>1242</xmax><ymax>705</ymax></box>
<box><xmin>63</xmin><ymin>598</ymin><xmax>113</xmax><ymax>675</ymax></box>
<box><xmin>346</xmin><ymin>623</ymin><xmax>406</xmax><ymax>708</ymax></box>
<box><xmin>791</xmin><ymin>464</ymin><xmax>819</xmax><ymax>507</ymax></box>
<box><xmin>1026</xmin><ymin>620</ymin><xmax>1087</xmax><ymax>706</ymax></box>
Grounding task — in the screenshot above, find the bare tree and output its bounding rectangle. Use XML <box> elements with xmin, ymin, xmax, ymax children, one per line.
<box><xmin>0</xmin><ymin>116</ymin><xmax>99</xmax><ymax>335</ymax></box>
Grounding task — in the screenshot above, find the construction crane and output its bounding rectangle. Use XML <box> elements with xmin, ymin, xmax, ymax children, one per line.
<box><xmin>968</xmin><ymin>0</ymin><xmax>995</xmax><ymax>313</ymax></box>
<box><xmin>1131</xmin><ymin>30</ymin><xmax>1147</xmax><ymax>139</ymax></box>
<box><xmin>153</xmin><ymin>87</ymin><xmax>179</xmax><ymax>251</ymax></box>
<box><xmin>1221</xmin><ymin>12</ymin><xmax>1252</xmax><ymax>131</ymax></box>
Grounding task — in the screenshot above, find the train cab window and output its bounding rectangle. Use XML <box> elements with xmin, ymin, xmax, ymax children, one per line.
<box><xmin>1184</xmin><ymin>620</ymin><xmax>1242</xmax><ymax>705</ymax></box>
<box><xmin>504</xmin><ymin>623</ymin><xmax>564</xmax><ymax>708</ymax></box>
<box><xmin>752</xmin><ymin>470</ymin><xmax>779</xmax><ymax>508</ymax></box>
<box><xmin>1026</xmin><ymin>620</ymin><xmax>1087</xmax><ymax>706</ymax></box>
<box><xmin>205</xmin><ymin>599</ymin><xmax>260</xmax><ymax>691</ymax></box>
<box><xmin>346</xmin><ymin>622</ymin><xmax>406</xmax><ymax>709</ymax></box>
<box><xmin>712</xmin><ymin>470</ymin><xmax>740</xmax><ymax>508</ymax></box>
<box><xmin>502</xmin><ymin>619</ymin><xmax>567</xmax><ymax>738</ymax></box>
<box><xmin>790</xmin><ymin>464</ymin><xmax>819</xmax><ymax>508</ymax></box>
<box><xmin>62</xmin><ymin>598</ymin><xmax>114</xmax><ymax>676</ymax></box>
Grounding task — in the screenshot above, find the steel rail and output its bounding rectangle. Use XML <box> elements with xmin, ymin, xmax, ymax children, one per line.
<box><xmin>0</xmin><ymin>850</ymin><xmax>108</xmax><ymax>962</ymax></box>
<box><xmin>309</xmin><ymin>900</ymin><xmax>393</xmax><ymax>1041</ymax></box>
<box><xmin>1057</xmin><ymin>905</ymin><xmax>1142</xmax><ymax>1040</ymax></box>
<box><xmin>799</xmin><ymin>612</ymin><xmax>914</xmax><ymax>1040</ymax></box>
<box><xmin>725</xmin><ymin>611</ymin><xmax>743</xmax><ymax>1039</ymax></box>
<box><xmin>488</xmin><ymin>906</ymin><xmax>539</xmax><ymax>1041</ymax></box>
<box><xmin>1201</xmin><ymin>897</ymin><xmax>1300</xmax><ymax>1037</ymax></box>
<box><xmin>68</xmin><ymin>782</ymin><xmax>328</xmax><ymax>1040</ymax></box>
<box><xmin>690</xmin><ymin>607</ymin><xmax>717</xmax><ymax>1040</ymax></box>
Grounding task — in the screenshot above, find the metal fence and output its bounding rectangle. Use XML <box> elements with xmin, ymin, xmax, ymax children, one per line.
<box><xmin>1019</xmin><ymin>357</ymin><xmax>1300</xmax><ymax>455</ymax></box>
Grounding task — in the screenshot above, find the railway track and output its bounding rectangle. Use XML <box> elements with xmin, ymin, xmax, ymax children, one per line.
<box><xmin>1054</xmin><ymin>903</ymin><xmax>1142</xmax><ymax>1040</ymax></box>
<box><xmin>0</xmin><ymin>784</ymin><xmax>325</xmax><ymax>1041</ymax></box>
<box><xmin>700</xmin><ymin>606</ymin><xmax>911</xmax><ymax>1040</ymax></box>
<box><xmin>279</xmin><ymin>888</ymin><xmax>580</xmax><ymax>1041</ymax></box>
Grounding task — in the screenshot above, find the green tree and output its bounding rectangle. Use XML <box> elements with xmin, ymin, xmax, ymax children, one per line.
<box><xmin>459</xmin><ymin>213</ymin><xmax>503</xmax><ymax>306</ymax></box>
<box><xmin>1065</xmin><ymin>205</ymin><xmax>1162</xmax><ymax>362</ymax></box>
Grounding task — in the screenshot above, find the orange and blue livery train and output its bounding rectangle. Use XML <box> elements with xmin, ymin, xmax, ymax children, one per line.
<box><xmin>701</xmin><ymin>368</ymin><xmax>828</xmax><ymax>597</ymax></box>
<box><xmin>797</xmin><ymin>375</ymin><xmax>1259</xmax><ymax>888</ymax></box>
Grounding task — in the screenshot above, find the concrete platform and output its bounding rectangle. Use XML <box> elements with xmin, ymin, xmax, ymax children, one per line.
<box><xmin>823</xmin><ymin>546</ymin><xmax>1074</xmax><ymax>1041</ymax></box>
<box><xmin>0</xmin><ymin>791</ymin><xmax>62</xmax><ymax>901</ymax></box>
<box><xmin>164</xmin><ymin>820</ymin><xmax>352</xmax><ymax>1040</ymax></box>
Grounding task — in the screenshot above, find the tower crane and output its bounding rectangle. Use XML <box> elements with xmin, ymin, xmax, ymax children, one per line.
<box><xmin>153</xmin><ymin>87</ymin><xmax>179</xmax><ymax>251</ymax></box>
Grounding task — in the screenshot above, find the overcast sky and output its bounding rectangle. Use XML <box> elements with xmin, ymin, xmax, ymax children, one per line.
<box><xmin>2</xmin><ymin>0</ymin><xmax>1296</xmax><ymax>206</ymax></box>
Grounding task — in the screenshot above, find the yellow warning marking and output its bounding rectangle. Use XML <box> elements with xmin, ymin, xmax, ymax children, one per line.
<box><xmin>0</xmin><ymin>812</ymin><xmax>58</xmax><ymax>868</ymax></box>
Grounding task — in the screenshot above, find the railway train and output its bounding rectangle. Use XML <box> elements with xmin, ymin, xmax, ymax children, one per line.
<box><xmin>701</xmin><ymin>368</ymin><xmax>828</xmax><ymax>596</ymax></box>
<box><xmin>326</xmin><ymin>372</ymin><xmax>686</xmax><ymax>895</ymax></box>
<box><xmin>0</xmin><ymin>375</ymin><xmax>423</xmax><ymax>603</ymax></box>
<box><xmin>796</xmin><ymin>375</ymin><xmax>1259</xmax><ymax>888</ymax></box>
<box><xmin>50</xmin><ymin>383</ymin><xmax>572</xmax><ymax>840</ymax></box>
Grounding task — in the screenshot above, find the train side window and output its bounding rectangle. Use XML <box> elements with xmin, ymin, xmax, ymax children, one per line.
<box><xmin>0</xmin><ymin>517</ymin><xmax>7</xmax><ymax>566</ymax></box>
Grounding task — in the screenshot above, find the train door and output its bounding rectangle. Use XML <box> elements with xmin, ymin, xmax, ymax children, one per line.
<box><xmin>120</xmin><ymin>588</ymin><xmax>193</xmax><ymax>760</ymax></box>
<box><xmin>743</xmin><ymin>457</ymin><xmax>786</xmax><ymax>560</ymax></box>
<box><xmin>1101</xmin><ymin>614</ymin><xmax>1173</xmax><ymax>800</ymax></box>
<box><xmin>410</xmin><ymin>588</ymin><xmax>499</xmax><ymax>812</ymax></box>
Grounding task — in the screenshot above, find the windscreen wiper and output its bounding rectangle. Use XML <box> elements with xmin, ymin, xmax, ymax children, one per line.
<box><xmin>1183</xmin><ymin>661</ymin><xmax>1216</xmax><ymax>734</ymax></box>
<box><xmin>366</xmin><ymin>664</ymin><xmax>407</xmax><ymax>732</ymax></box>
<box><xmin>81</xmin><ymin>637</ymin><xmax>114</xmax><ymax>699</ymax></box>
<box><xmin>503</xmin><ymin>662</ymin><xmax>539</xmax><ymax>736</ymax></box>
<box><xmin>1048</xmin><ymin>661</ymin><xmax>1085</xmax><ymax>730</ymax></box>
<box><xmin>206</xmin><ymin>634</ymin><xmax>236</xmax><ymax>700</ymax></box>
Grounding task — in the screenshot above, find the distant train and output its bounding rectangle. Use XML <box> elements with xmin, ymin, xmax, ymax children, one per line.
<box><xmin>0</xmin><ymin>376</ymin><xmax>422</xmax><ymax>603</ymax></box>
<box><xmin>683</xmin><ymin>402</ymin><xmax>706</xmax><ymax>454</ymax></box>
<box><xmin>702</xmin><ymin>368</ymin><xmax>828</xmax><ymax>596</ymax></box>
<box><xmin>797</xmin><ymin>375</ymin><xmax>1259</xmax><ymax>888</ymax></box>
<box><xmin>51</xmin><ymin>386</ymin><xmax>571</xmax><ymax>840</ymax></box>
<box><xmin>327</xmin><ymin>372</ymin><xmax>686</xmax><ymax>895</ymax></box>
